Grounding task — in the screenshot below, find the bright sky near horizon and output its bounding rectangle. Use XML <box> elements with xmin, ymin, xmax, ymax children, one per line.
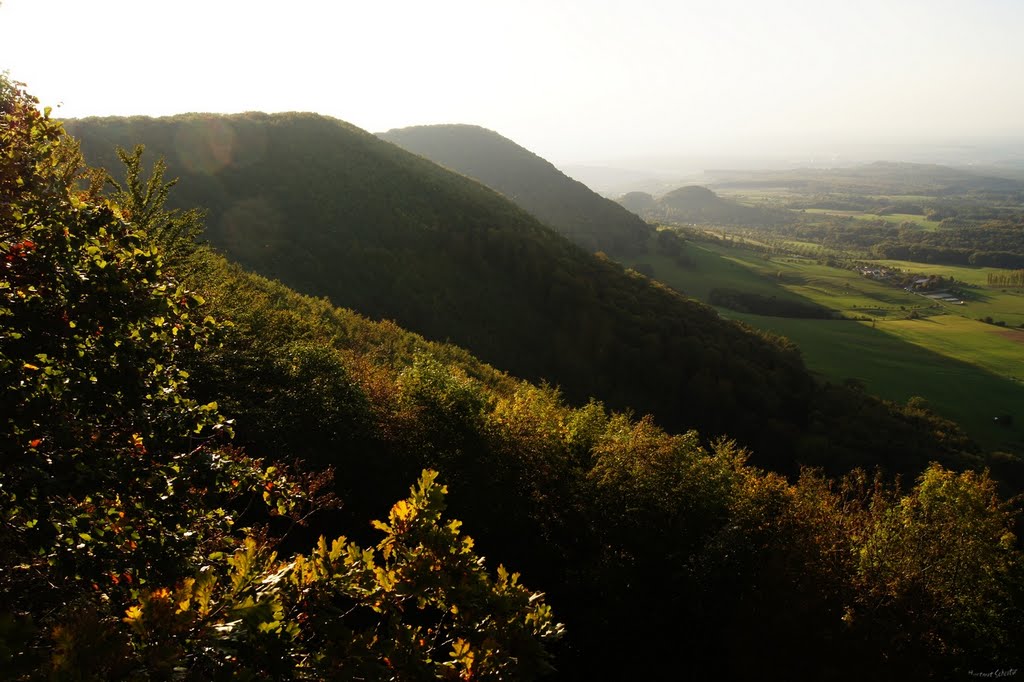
<box><xmin>2</xmin><ymin>0</ymin><xmax>1023</xmax><ymax>164</ymax></box>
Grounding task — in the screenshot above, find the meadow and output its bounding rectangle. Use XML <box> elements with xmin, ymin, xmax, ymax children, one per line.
<box><xmin>870</xmin><ymin>259</ymin><xmax>1024</xmax><ymax>327</ymax></box>
<box><xmin>801</xmin><ymin>208</ymin><xmax>938</xmax><ymax>228</ymax></box>
<box><xmin>728</xmin><ymin>313</ymin><xmax>1023</xmax><ymax>453</ymax></box>
<box><xmin>629</xmin><ymin>239</ymin><xmax>1024</xmax><ymax>452</ymax></box>
<box><xmin>667</xmin><ymin>241</ymin><xmax>931</xmax><ymax>317</ymax></box>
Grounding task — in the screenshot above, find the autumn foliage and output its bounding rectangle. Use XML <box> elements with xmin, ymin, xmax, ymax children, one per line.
<box><xmin>3</xmin><ymin>78</ymin><xmax>1022</xmax><ymax>680</ymax></box>
<box><xmin>0</xmin><ymin>78</ymin><xmax>561</xmax><ymax>679</ymax></box>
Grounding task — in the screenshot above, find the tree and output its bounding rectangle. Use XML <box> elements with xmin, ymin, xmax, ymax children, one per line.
<box><xmin>105</xmin><ymin>144</ymin><xmax>205</xmax><ymax>268</ymax></box>
<box><xmin>0</xmin><ymin>78</ymin><xmax>561</xmax><ymax>679</ymax></box>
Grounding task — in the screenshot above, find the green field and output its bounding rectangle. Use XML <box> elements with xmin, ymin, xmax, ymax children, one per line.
<box><xmin>631</xmin><ymin>242</ymin><xmax>804</xmax><ymax>302</ymax></box>
<box><xmin>869</xmin><ymin>259</ymin><xmax>1016</xmax><ymax>286</ymax></box>
<box><xmin>802</xmin><ymin>208</ymin><xmax>938</xmax><ymax>229</ymax></box>
<box><xmin>714</xmin><ymin>188</ymin><xmax>800</xmax><ymax>206</ymax></box>
<box><xmin>689</xmin><ymin>242</ymin><xmax>929</xmax><ymax>317</ymax></box>
<box><xmin>636</xmin><ymin>241</ymin><xmax>941</xmax><ymax>319</ymax></box>
<box><xmin>726</xmin><ymin>313</ymin><xmax>1024</xmax><ymax>452</ymax></box>
<box><xmin>870</xmin><ymin>259</ymin><xmax>1024</xmax><ymax>327</ymax></box>
<box><xmin>866</xmin><ymin>194</ymin><xmax>937</xmax><ymax>203</ymax></box>
<box><xmin>880</xmin><ymin>315</ymin><xmax>1024</xmax><ymax>381</ymax></box>
<box><xmin>629</xmin><ymin>239</ymin><xmax>1024</xmax><ymax>453</ymax></box>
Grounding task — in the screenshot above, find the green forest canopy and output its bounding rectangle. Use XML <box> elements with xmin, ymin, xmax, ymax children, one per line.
<box><xmin>67</xmin><ymin>112</ymin><xmax>976</xmax><ymax>479</ymax></box>
<box><xmin>0</xmin><ymin>79</ymin><xmax>561</xmax><ymax>679</ymax></box>
<box><xmin>378</xmin><ymin>123</ymin><xmax>652</xmax><ymax>256</ymax></box>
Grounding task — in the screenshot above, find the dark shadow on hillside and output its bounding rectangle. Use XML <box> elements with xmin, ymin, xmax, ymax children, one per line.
<box><xmin>789</xmin><ymin>316</ymin><xmax>1022</xmax><ymax>456</ymax></box>
<box><xmin>957</xmin><ymin>286</ymin><xmax>997</xmax><ymax>303</ymax></box>
<box><xmin>639</xmin><ymin>241</ymin><xmax>1024</xmax><ymax>456</ymax></box>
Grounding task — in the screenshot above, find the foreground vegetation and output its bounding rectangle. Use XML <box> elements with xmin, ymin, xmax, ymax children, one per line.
<box><xmin>0</xmin><ymin>82</ymin><xmax>562</xmax><ymax>679</ymax></box>
<box><xmin>4</xmin><ymin>81</ymin><xmax>1024</xmax><ymax>679</ymax></box>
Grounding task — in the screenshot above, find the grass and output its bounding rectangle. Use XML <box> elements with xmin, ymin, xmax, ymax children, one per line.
<box><xmin>696</xmin><ymin>242</ymin><xmax>929</xmax><ymax>317</ymax></box>
<box><xmin>866</xmin><ymin>194</ymin><xmax>938</xmax><ymax>203</ymax></box>
<box><xmin>628</xmin><ymin>241</ymin><xmax>803</xmax><ymax>303</ymax></box>
<box><xmin>628</xmin><ymin>239</ymin><xmax>1024</xmax><ymax>453</ymax></box>
<box><xmin>879</xmin><ymin>315</ymin><xmax>1024</xmax><ymax>381</ymax></box>
<box><xmin>801</xmin><ymin>208</ymin><xmax>938</xmax><ymax>229</ymax></box>
<box><xmin>870</xmin><ymin>259</ymin><xmax>1019</xmax><ymax>286</ymax></box>
<box><xmin>869</xmin><ymin>259</ymin><xmax>1024</xmax><ymax>327</ymax></box>
<box><xmin>715</xmin><ymin>189</ymin><xmax>801</xmax><ymax>206</ymax></box>
<box><xmin>726</xmin><ymin>313</ymin><xmax>1024</xmax><ymax>453</ymax></box>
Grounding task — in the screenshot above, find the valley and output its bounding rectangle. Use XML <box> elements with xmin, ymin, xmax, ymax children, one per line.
<box><xmin>624</xmin><ymin>238</ymin><xmax>1023</xmax><ymax>453</ymax></box>
<box><xmin>370</xmin><ymin>122</ymin><xmax>1024</xmax><ymax>458</ymax></box>
<box><xmin>613</xmin><ymin>169</ymin><xmax>1024</xmax><ymax>456</ymax></box>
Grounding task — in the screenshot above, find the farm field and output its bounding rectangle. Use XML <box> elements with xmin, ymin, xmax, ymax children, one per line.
<box><xmin>870</xmin><ymin>259</ymin><xmax>1024</xmax><ymax>327</ymax></box>
<box><xmin>714</xmin><ymin>188</ymin><xmax>800</xmax><ymax>206</ymax></box>
<box><xmin>801</xmin><ymin>208</ymin><xmax>938</xmax><ymax>228</ymax></box>
<box><xmin>630</xmin><ymin>240</ymin><xmax>1024</xmax><ymax>452</ymax></box>
<box><xmin>634</xmin><ymin>241</ymin><xmax>947</xmax><ymax>319</ymax></box>
<box><xmin>866</xmin><ymin>194</ymin><xmax>937</xmax><ymax>203</ymax></box>
<box><xmin>869</xmin><ymin>259</ymin><xmax>1018</xmax><ymax>286</ymax></box>
<box><xmin>629</xmin><ymin>241</ymin><xmax>803</xmax><ymax>302</ymax></box>
<box><xmin>879</xmin><ymin>315</ymin><xmax>1024</xmax><ymax>381</ymax></box>
<box><xmin>726</xmin><ymin>313</ymin><xmax>1024</xmax><ymax>453</ymax></box>
<box><xmin>698</xmin><ymin>242</ymin><xmax>930</xmax><ymax>317</ymax></box>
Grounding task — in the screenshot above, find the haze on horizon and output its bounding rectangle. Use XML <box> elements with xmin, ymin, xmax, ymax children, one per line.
<box><xmin>3</xmin><ymin>0</ymin><xmax>1023</xmax><ymax>167</ymax></box>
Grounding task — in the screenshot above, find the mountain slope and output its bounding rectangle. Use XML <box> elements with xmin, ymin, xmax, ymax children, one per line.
<box><xmin>67</xmin><ymin>113</ymin><xmax>968</xmax><ymax>474</ymax></box>
<box><xmin>180</xmin><ymin>249</ymin><xmax>1017</xmax><ymax>681</ymax></box>
<box><xmin>378</xmin><ymin>124</ymin><xmax>652</xmax><ymax>255</ymax></box>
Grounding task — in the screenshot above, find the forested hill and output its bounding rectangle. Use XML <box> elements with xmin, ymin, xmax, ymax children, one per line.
<box><xmin>622</xmin><ymin>185</ymin><xmax>792</xmax><ymax>226</ymax></box>
<box><xmin>68</xmin><ymin>113</ymin><xmax>966</xmax><ymax>474</ymax></box>
<box><xmin>9</xmin><ymin>81</ymin><xmax>1022</xmax><ymax>682</ymax></box>
<box><xmin>378</xmin><ymin>123</ymin><xmax>652</xmax><ymax>256</ymax></box>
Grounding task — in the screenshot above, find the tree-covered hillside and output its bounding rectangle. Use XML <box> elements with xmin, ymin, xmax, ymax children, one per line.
<box><xmin>378</xmin><ymin>123</ymin><xmax>652</xmax><ymax>256</ymax></box>
<box><xmin>67</xmin><ymin>113</ymin><xmax>968</xmax><ymax>476</ymax></box>
<box><xmin>6</xmin><ymin>83</ymin><xmax>1023</xmax><ymax>680</ymax></box>
<box><xmin>623</xmin><ymin>184</ymin><xmax>792</xmax><ymax>226</ymax></box>
<box><xmin>1</xmin><ymin>80</ymin><xmax>561</xmax><ymax>680</ymax></box>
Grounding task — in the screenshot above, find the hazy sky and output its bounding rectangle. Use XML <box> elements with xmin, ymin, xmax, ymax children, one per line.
<box><xmin>3</xmin><ymin>0</ymin><xmax>1023</xmax><ymax>164</ymax></box>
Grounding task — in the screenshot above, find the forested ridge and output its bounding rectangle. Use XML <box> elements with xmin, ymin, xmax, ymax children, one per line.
<box><xmin>4</xmin><ymin>82</ymin><xmax>1023</xmax><ymax>679</ymax></box>
<box><xmin>67</xmin><ymin>112</ymin><xmax>973</xmax><ymax>477</ymax></box>
<box><xmin>377</xmin><ymin>124</ymin><xmax>652</xmax><ymax>256</ymax></box>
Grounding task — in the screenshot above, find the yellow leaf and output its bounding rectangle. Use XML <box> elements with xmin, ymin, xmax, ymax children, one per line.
<box><xmin>392</xmin><ymin>499</ymin><xmax>411</xmax><ymax>521</ymax></box>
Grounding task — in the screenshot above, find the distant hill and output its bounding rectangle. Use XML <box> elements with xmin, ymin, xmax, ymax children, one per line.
<box><xmin>378</xmin><ymin>124</ymin><xmax>652</xmax><ymax>255</ymax></box>
<box><xmin>704</xmin><ymin>161</ymin><xmax>1024</xmax><ymax>196</ymax></box>
<box><xmin>621</xmin><ymin>184</ymin><xmax>791</xmax><ymax>226</ymax></box>
<box><xmin>661</xmin><ymin>185</ymin><xmax>723</xmax><ymax>210</ymax></box>
<box><xmin>618</xmin><ymin>191</ymin><xmax>658</xmax><ymax>213</ymax></box>
<box><xmin>67</xmin><ymin>113</ymin><xmax>969</xmax><ymax>474</ymax></box>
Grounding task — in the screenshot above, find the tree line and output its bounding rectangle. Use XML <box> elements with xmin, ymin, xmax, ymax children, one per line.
<box><xmin>987</xmin><ymin>269</ymin><xmax>1024</xmax><ymax>288</ymax></box>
